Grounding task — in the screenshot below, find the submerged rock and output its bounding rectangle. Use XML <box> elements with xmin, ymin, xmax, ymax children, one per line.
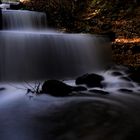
<box><xmin>0</xmin><ymin>87</ymin><xmax>5</xmax><ymax>91</ymax></box>
<box><xmin>120</xmin><ymin>76</ymin><xmax>131</xmax><ymax>81</ymax></box>
<box><xmin>111</xmin><ymin>71</ymin><xmax>123</xmax><ymax>76</ymax></box>
<box><xmin>76</xmin><ymin>73</ymin><xmax>104</xmax><ymax>88</ymax></box>
<box><xmin>118</xmin><ymin>89</ymin><xmax>133</xmax><ymax>93</ymax></box>
<box><xmin>41</xmin><ymin>80</ymin><xmax>87</xmax><ymax>96</ymax></box>
<box><xmin>89</xmin><ymin>89</ymin><xmax>109</xmax><ymax>95</ymax></box>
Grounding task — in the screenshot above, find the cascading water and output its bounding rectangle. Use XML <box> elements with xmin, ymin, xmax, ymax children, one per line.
<box><xmin>0</xmin><ymin>9</ymin><xmax>140</xmax><ymax>140</ymax></box>
<box><xmin>0</xmin><ymin>9</ymin><xmax>111</xmax><ymax>81</ymax></box>
<box><xmin>2</xmin><ymin>10</ymin><xmax>47</xmax><ymax>30</ymax></box>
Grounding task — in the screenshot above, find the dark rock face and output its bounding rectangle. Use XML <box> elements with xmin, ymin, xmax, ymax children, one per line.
<box><xmin>41</xmin><ymin>80</ymin><xmax>87</xmax><ymax>96</ymax></box>
<box><xmin>89</xmin><ymin>89</ymin><xmax>109</xmax><ymax>95</ymax></box>
<box><xmin>76</xmin><ymin>73</ymin><xmax>104</xmax><ymax>88</ymax></box>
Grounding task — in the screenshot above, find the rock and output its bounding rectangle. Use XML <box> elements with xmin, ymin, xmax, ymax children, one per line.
<box><xmin>111</xmin><ymin>71</ymin><xmax>123</xmax><ymax>76</ymax></box>
<box><xmin>75</xmin><ymin>73</ymin><xmax>104</xmax><ymax>88</ymax></box>
<box><xmin>118</xmin><ymin>88</ymin><xmax>133</xmax><ymax>93</ymax></box>
<box><xmin>41</xmin><ymin>80</ymin><xmax>87</xmax><ymax>96</ymax></box>
<box><xmin>129</xmin><ymin>72</ymin><xmax>140</xmax><ymax>83</ymax></box>
<box><xmin>89</xmin><ymin>89</ymin><xmax>109</xmax><ymax>95</ymax></box>
<box><xmin>120</xmin><ymin>76</ymin><xmax>131</xmax><ymax>81</ymax></box>
<box><xmin>0</xmin><ymin>87</ymin><xmax>5</xmax><ymax>91</ymax></box>
<box><xmin>10</xmin><ymin>2</ymin><xmax>23</xmax><ymax>10</ymax></box>
<box><xmin>72</xmin><ymin>86</ymin><xmax>87</xmax><ymax>92</ymax></box>
<box><xmin>41</xmin><ymin>80</ymin><xmax>73</xmax><ymax>96</ymax></box>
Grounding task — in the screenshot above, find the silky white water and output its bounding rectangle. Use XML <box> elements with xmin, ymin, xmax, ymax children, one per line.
<box><xmin>0</xmin><ymin>68</ymin><xmax>140</xmax><ymax>140</ymax></box>
<box><xmin>0</xmin><ymin>10</ymin><xmax>111</xmax><ymax>81</ymax></box>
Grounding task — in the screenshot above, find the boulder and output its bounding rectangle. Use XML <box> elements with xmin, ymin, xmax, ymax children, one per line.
<box><xmin>41</xmin><ymin>80</ymin><xmax>87</xmax><ymax>96</ymax></box>
<box><xmin>76</xmin><ymin>73</ymin><xmax>104</xmax><ymax>88</ymax></box>
<box><xmin>41</xmin><ymin>80</ymin><xmax>72</xmax><ymax>96</ymax></box>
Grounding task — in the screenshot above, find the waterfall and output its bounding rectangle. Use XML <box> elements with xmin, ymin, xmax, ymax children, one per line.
<box><xmin>0</xmin><ymin>9</ymin><xmax>140</xmax><ymax>140</ymax></box>
<box><xmin>0</xmin><ymin>10</ymin><xmax>112</xmax><ymax>81</ymax></box>
<box><xmin>2</xmin><ymin>10</ymin><xmax>47</xmax><ymax>30</ymax></box>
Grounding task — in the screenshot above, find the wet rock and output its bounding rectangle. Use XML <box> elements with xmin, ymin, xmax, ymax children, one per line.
<box><xmin>120</xmin><ymin>76</ymin><xmax>131</xmax><ymax>81</ymax></box>
<box><xmin>89</xmin><ymin>89</ymin><xmax>109</xmax><ymax>95</ymax></box>
<box><xmin>111</xmin><ymin>71</ymin><xmax>123</xmax><ymax>76</ymax></box>
<box><xmin>41</xmin><ymin>80</ymin><xmax>73</xmax><ymax>96</ymax></box>
<box><xmin>0</xmin><ymin>87</ymin><xmax>5</xmax><ymax>91</ymax></box>
<box><xmin>76</xmin><ymin>73</ymin><xmax>104</xmax><ymax>88</ymax></box>
<box><xmin>41</xmin><ymin>80</ymin><xmax>87</xmax><ymax>96</ymax></box>
<box><xmin>10</xmin><ymin>2</ymin><xmax>23</xmax><ymax>10</ymax></box>
<box><xmin>72</xmin><ymin>86</ymin><xmax>87</xmax><ymax>92</ymax></box>
<box><xmin>129</xmin><ymin>72</ymin><xmax>140</xmax><ymax>83</ymax></box>
<box><xmin>118</xmin><ymin>88</ymin><xmax>133</xmax><ymax>93</ymax></box>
